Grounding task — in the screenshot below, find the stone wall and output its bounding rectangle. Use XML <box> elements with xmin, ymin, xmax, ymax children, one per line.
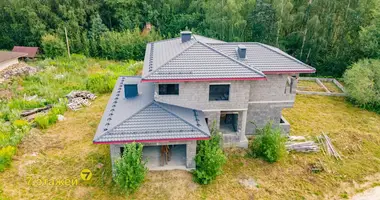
<box><xmin>249</xmin><ymin>74</ymin><xmax>296</xmax><ymax>102</ymax></box>
<box><xmin>153</xmin><ymin>74</ymin><xmax>297</xmax><ymax>138</ymax></box>
<box><xmin>154</xmin><ymin>80</ymin><xmax>251</xmax><ymax>110</ymax></box>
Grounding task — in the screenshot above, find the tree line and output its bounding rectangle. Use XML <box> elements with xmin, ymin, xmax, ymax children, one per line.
<box><xmin>0</xmin><ymin>0</ymin><xmax>379</xmax><ymax>77</ymax></box>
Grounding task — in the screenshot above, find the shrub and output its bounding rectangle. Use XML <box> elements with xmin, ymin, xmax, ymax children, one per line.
<box><xmin>249</xmin><ymin>122</ymin><xmax>286</xmax><ymax>163</ymax></box>
<box><xmin>12</xmin><ymin>120</ymin><xmax>29</xmax><ymax>129</ymax></box>
<box><xmin>115</xmin><ymin>142</ymin><xmax>147</xmax><ymax>195</ymax></box>
<box><xmin>193</xmin><ymin>126</ymin><xmax>226</xmax><ymax>185</ymax></box>
<box><xmin>343</xmin><ymin>59</ymin><xmax>380</xmax><ymax>113</ymax></box>
<box><xmin>41</xmin><ymin>34</ymin><xmax>66</xmax><ymax>58</ymax></box>
<box><xmin>86</xmin><ymin>73</ymin><xmax>116</xmax><ymax>94</ymax></box>
<box><xmin>34</xmin><ymin>114</ymin><xmax>50</xmax><ymax>129</ymax></box>
<box><xmin>98</xmin><ymin>29</ymin><xmax>161</xmax><ymax>60</ymax></box>
<box><xmin>0</xmin><ymin>146</ymin><xmax>16</xmax><ymax>172</ymax></box>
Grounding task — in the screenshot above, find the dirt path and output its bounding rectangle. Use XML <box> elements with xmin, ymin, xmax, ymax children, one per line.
<box><xmin>352</xmin><ymin>186</ymin><xmax>380</xmax><ymax>200</ymax></box>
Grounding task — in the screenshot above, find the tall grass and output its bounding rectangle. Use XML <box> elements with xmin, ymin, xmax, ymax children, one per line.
<box><xmin>0</xmin><ymin>55</ymin><xmax>141</xmax><ymax>172</ymax></box>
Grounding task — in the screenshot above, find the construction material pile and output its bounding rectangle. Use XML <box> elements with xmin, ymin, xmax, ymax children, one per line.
<box><xmin>317</xmin><ymin>133</ymin><xmax>342</xmax><ymax>160</ymax></box>
<box><xmin>286</xmin><ymin>136</ymin><xmax>320</xmax><ymax>153</ymax></box>
<box><xmin>0</xmin><ymin>62</ymin><xmax>38</xmax><ymax>80</ymax></box>
<box><xmin>66</xmin><ymin>91</ymin><xmax>97</xmax><ymax>111</ymax></box>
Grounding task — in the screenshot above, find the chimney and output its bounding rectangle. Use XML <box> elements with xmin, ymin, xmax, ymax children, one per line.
<box><xmin>181</xmin><ymin>31</ymin><xmax>192</xmax><ymax>43</ymax></box>
<box><xmin>124</xmin><ymin>84</ymin><xmax>138</xmax><ymax>98</ymax></box>
<box><xmin>237</xmin><ymin>45</ymin><xmax>247</xmax><ymax>59</ymax></box>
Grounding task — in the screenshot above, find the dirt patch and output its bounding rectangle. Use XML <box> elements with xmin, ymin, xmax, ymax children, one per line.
<box><xmin>352</xmin><ymin>186</ymin><xmax>380</xmax><ymax>200</ymax></box>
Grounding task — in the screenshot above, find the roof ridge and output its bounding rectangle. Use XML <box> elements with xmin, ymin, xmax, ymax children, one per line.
<box><xmin>93</xmin><ymin>101</ymin><xmax>155</xmax><ymax>142</ymax></box>
<box><xmin>196</xmin><ymin>41</ymin><xmax>266</xmax><ymax>77</ymax></box>
<box><xmin>154</xmin><ymin>102</ymin><xmax>210</xmax><ymax>137</ymax></box>
<box><xmin>255</xmin><ymin>43</ymin><xmax>315</xmax><ymax>71</ymax></box>
<box><xmin>143</xmin><ymin>40</ymin><xmax>197</xmax><ymax>79</ymax></box>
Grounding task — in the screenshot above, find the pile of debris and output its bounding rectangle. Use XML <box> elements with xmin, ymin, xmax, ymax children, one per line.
<box><xmin>286</xmin><ymin>136</ymin><xmax>320</xmax><ymax>153</ymax></box>
<box><xmin>0</xmin><ymin>62</ymin><xmax>38</xmax><ymax>80</ymax></box>
<box><xmin>66</xmin><ymin>91</ymin><xmax>97</xmax><ymax>111</ymax></box>
<box><xmin>317</xmin><ymin>132</ymin><xmax>342</xmax><ymax>160</ymax></box>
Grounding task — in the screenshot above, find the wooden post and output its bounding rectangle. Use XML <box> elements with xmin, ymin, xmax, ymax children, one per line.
<box><xmin>64</xmin><ymin>27</ymin><xmax>71</xmax><ymax>58</ymax></box>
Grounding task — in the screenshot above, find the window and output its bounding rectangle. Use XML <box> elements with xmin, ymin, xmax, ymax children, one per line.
<box><xmin>120</xmin><ymin>147</ymin><xmax>124</xmax><ymax>156</ymax></box>
<box><xmin>159</xmin><ymin>84</ymin><xmax>179</xmax><ymax>95</ymax></box>
<box><xmin>209</xmin><ymin>84</ymin><xmax>230</xmax><ymax>101</ymax></box>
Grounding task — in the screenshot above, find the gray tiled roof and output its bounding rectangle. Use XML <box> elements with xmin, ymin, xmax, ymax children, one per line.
<box><xmin>142</xmin><ymin>34</ymin><xmax>315</xmax><ymax>81</ymax></box>
<box><xmin>209</xmin><ymin>43</ymin><xmax>315</xmax><ymax>73</ymax></box>
<box><xmin>93</xmin><ymin>76</ymin><xmax>210</xmax><ymax>143</ymax></box>
<box><xmin>143</xmin><ymin>39</ymin><xmax>265</xmax><ymax>81</ymax></box>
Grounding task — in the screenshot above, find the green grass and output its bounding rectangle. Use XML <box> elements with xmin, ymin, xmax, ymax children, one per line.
<box><xmin>298</xmin><ymin>80</ymin><xmax>326</xmax><ymax>92</ymax></box>
<box><xmin>0</xmin><ymin>55</ymin><xmax>142</xmax><ymax>172</ymax></box>
<box><xmin>0</xmin><ymin>94</ymin><xmax>379</xmax><ymax>199</ymax></box>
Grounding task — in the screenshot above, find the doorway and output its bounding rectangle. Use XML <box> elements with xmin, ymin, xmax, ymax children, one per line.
<box><xmin>220</xmin><ymin>112</ymin><xmax>238</xmax><ymax>134</ymax></box>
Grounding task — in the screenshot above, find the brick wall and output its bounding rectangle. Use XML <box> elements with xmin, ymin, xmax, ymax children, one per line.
<box><xmin>153</xmin><ymin>74</ymin><xmax>297</xmax><ymax>136</ymax></box>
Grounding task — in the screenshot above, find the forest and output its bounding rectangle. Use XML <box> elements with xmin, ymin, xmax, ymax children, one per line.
<box><xmin>1</xmin><ymin>0</ymin><xmax>380</xmax><ymax>77</ymax></box>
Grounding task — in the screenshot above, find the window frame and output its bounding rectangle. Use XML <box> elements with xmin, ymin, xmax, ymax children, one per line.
<box><xmin>209</xmin><ymin>83</ymin><xmax>231</xmax><ymax>101</ymax></box>
<box><xmin>158</xmin><ymin>84</ymin><xmax>179</xmax><ymax>95</ymax></box>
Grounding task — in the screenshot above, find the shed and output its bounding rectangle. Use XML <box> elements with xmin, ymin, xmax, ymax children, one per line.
<box><xmin>12</xmin><ymin>46</ymin><xmax>39</xmax><ymax>58</ymax></box>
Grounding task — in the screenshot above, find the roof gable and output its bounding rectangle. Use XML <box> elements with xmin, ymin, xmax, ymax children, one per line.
<box><xmin>142</xmin><ymin>41</ymin><xmax>265</xmax><ymax>81</ymax></box>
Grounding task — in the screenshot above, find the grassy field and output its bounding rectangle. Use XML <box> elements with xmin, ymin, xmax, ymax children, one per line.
<box><xmin>0</xmin><ymin>55</ymin><xmax>142</xmax><ymax>172</ymax></box>
<box><xmin>297</xmin><ymin>80</ymin><xmax>326</xmax><ymax>92</ymax></box>
<box><xmin>0</xmin><ymin>93</ymin><xmax>380</xmax><ymax>199</ymax></box>
<box><xmin>322</xmin><ymin>81</ymin><xmax>344</xmax><ymax>93</ymax></box>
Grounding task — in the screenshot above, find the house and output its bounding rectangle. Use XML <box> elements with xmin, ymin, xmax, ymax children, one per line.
<box><xmin>12</xmin><ymin>46</ymin><xmax>39</xmax><ymax>59</ymax></box>
<box><xmin>93</xmin><ymin>31</ymin><xmax>315</xmax><ymax>171</ymax></box>
<box><xmin>0</xmin><ymin>51</ymin><xmax>28</xmax><ymax>71</ymax></box>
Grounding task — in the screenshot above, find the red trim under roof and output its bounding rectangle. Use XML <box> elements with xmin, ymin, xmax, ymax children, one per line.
<box><xmin>93</xmin><ymin>137</ymin><xmax>209</xmax><ymax>144</ymax></box>
<box><xmin>141</xmin><ymin>77</ymin><xmax>267</xmax><ymax>82</ymax></box>
<box><xmin>263</xmin><ymin>69</ymin><xmax>316</xmax><ymax>74</ymax></box>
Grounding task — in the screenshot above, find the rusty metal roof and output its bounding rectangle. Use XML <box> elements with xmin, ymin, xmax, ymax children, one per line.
<box><xmin>12</xmin><ymin>46</ymin><xmax>39</xmax><ymax>58</ymax></box>
<box><xmin>0</xmin><ymin>51</ymin><xmax>27</xmax><ymax>63</ymax></box>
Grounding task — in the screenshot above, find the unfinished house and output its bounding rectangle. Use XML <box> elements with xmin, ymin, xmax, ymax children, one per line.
<box><xmin>93</xmin><ymin>31</ymin><xmax>315</xmax><ymax>171</ymax></box>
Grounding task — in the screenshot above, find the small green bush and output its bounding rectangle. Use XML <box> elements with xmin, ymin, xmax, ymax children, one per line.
<box><xmin>249</xmin><ymin>122</ymin><xmax>286</xmax><ymax>163</ymax></box>
<box><xmin>115</xmin><ymin>142</ymin><xmax>147</xmax><ymax>195</ymax></box>
<box><xmin>343</xmin><ymin>59</ymin><xmax>380</xmax><ymax>113</ymax></box>
<box><xmin>34</xmin><ymin>114</ymin><xmax>50</xmax><ymax>129</ymax></box>
<box><xmin>41</xmin><ymin>34</ymin><xmax>66</xmax><ymax>58</ymax></box>
<box><xmin>12</xmin><ymin>120</ymin><xmax>29</xmax><ymax>129</ymax></box>
<box><xmin>86</xmin><ymin>73</ymin><xmax>116</xmax><ymax>94</ymax></box>
<box><xmin>0</xmin><ymin>146</ymin><xmax>16</xmax><ymax>172</ymax></box>
<box><xmin>193</xmin><ymin>125</ymin><xmax>226</xmax><ymax>185</ymax></box>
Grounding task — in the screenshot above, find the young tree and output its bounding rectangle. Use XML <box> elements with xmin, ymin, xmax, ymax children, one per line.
<box><xmin>41</xmin><ymin>34</ymin><xmax>66</xmax><ymax>58</ymax></box>
<box><xmin>249</xmin><ymin>122</ymin><xmax>286</xmax><ymax>163</ymax></box>
<box><xmin>193</xmin><ymin>124</ymin><xmax>226</xmax><ymax>185</ymax></box>
<box><xmin>115</xmin><ymin>142</ymin><xmax>147</xmax><ymax>195</ymax></box>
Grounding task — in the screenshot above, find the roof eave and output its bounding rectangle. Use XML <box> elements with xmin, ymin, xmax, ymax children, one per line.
<box><xmin>141</xmin><ymin>77</ymin><xmax>267</xmax><ymax>82</ymax></box>
<box><xmin>93</xmin><ymin>137</ymin><xmax>210</xmax><ymax>144</ymax></box>
<box><xmin>263</xmin><ymin>69</ymin><xmax>316</xmax><ymax>74</ymax></box>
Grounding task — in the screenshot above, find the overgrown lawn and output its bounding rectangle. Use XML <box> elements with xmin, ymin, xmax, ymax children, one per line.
<box><xmin>0</xmin><ymin>94</ymin><xmax>380</xmax><ymax>199</ymax></box>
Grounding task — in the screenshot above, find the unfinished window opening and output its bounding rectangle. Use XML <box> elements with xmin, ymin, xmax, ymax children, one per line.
<box><xmin>209</xmin><ymin>84</ymin><xmax>230</xmax><ymax>101</ymax></box>
<box><xmin>220</xmin><ymin>112</ymin><xmax>238</xmax><ymax>134</ymax></box>
<box><xmin>120</xmin><ymin>147</ymin><xmax>124</xmax><ymax>156</ymax></box>
<box><xmin>159</xmin><ymin>84</ymin><xmax>179</xmax><ymax>95</ymax></box>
